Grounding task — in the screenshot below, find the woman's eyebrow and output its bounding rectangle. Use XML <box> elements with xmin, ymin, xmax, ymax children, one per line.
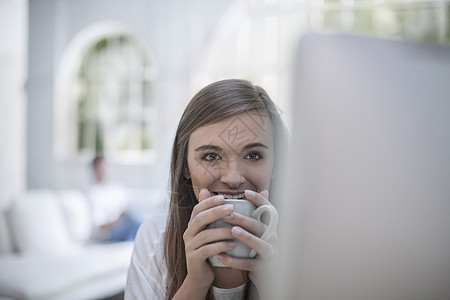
<box><xmin>243</xmin><ymin>142</ymin><xmax>269</xmax><ymax>150</ymax></box>
<box><xmin>195</xmin><ymin>145</ymin><xmax>222</xmax><ymax>152</ymax></box>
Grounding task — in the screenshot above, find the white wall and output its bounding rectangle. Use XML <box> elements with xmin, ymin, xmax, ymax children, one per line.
<box><xmin>26</xmin><ymin>0</ymin><xmax>233</xmax><ymax>191</ymax></box>
<box><xmin>0</xmin><ymin>0</ymin><xmax>27</xmax><ymax>208</ymax></box>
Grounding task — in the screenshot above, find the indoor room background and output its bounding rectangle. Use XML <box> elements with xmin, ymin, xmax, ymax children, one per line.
<box><xmin>1</xmin><ymin>0</ymin><xmax>449</xmax><ymax>299</ymax></box>
<box><xmin>1</xmin><ymin>0</ymin><xmax>449</xmax><ymax>207</ymax></box>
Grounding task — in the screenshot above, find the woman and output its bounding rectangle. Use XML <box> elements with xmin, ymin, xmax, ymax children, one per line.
<box><xmin>126</xmin><ymin>79</ymin><xmax>287</xmax><ymax>299</ymax></box>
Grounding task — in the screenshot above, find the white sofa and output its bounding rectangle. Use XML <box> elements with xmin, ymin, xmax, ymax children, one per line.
<box><xmin>0</xmin><ymin>189</ymin><xmax>167</xmax><ymax>300</ymax></box>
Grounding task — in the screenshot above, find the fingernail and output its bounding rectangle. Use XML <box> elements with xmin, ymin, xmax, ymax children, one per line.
<box><xmin>245</xmin><ymin>190</ymin><xmax>255</xmax><ymax>197</ymax></box>
<box><xmin>215</xmin><ymin>195</ymin><xmax>224</xmax><ymax>203</ymax></box>
<box><xmin>228</xmin><ymin>241</ymin><xmax>236</xmax><ymax>247</ymax></box>
<box><xmin>217</xmin><ymin>254</ymin><xmax>224</xmax><ymax>260</ymax></box>
<box><xmin>223</xmin><ymin>204</ymin><xmax>233</xmax><ymax>212</ymax></box>
<box><xmin>225</xmin><ymin>213</ymin><xmax>234</xmax><ymax>220</ymax></box>
<box><xmin>199</xmin><ymin>188</ymin><xmax>209</xmax><ymax>198</ymax></box>
<box><xmin>231</xmin><ymin>226</ymin><xmax>242</xmax><ymax>235</ymax></box>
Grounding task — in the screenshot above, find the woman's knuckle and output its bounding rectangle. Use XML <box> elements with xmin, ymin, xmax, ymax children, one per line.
<box><xmin>182</xmin><ymin>230</ymin><xmax>189</xmax><ymax>241</ymax></box>
<box><xmin>184</xmin><ymin>240</ymin><xmax>193</xmax><ymax>251</ymax></box>
<box><xmin>197</xmin><ymin>246</ymin><xmax>210</xmax><ymax>258</ymax></box>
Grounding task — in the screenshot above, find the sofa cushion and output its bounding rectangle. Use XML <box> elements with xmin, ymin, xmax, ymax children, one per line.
<box><xmin>58</xmin><ymin>189</ymin><xmax>93</xmax><ymax>244</ymax></box>
<box><xmin>0</xmin><ymin>242</ymin><xmax>133</xmax><ymax>300</ymax></box>
<box><xmin>8</xmin><ymin>190</ymin><xmax>75</xmax><ymax>254</ymax></box>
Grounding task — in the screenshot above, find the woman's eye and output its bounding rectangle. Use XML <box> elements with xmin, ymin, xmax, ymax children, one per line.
<box><xmin>245</xmin><ymin>152</ymin><xmax>263</xmax><ymax>161</ymax></box>
<box><xmin>201</xmin><ymin>153</ymin><xmax>221</xmax><ymax>161</ymax></box>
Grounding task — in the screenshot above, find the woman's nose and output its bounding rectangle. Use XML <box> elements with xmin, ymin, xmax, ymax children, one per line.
<box><xmin>220</xmin><ymin>160</ymin><xmax>245</xmax><ymax>188</ymax></box>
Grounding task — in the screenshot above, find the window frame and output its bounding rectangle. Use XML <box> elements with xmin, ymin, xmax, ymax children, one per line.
<box><xmin>54</xmin><ymin>21</ymin><xmax>158</xmax><ymax>164</ymax></box>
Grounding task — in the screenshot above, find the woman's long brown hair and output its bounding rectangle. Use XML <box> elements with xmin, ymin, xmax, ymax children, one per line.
<box><xmin>164</xmin><ymin>79</ymin><xmax>287</xmax><ymax>299</ymax></box>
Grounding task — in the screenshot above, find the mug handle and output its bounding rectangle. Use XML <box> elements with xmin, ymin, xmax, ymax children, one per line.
<box><xmin>249</xmin><ymin>204</ymin><xmax>279</xmax><ymax>258</ymax></box>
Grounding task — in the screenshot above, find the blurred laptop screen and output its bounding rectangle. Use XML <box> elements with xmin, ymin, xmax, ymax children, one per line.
<box><xmin>274</xmin><ymin>33</ymin><xmax>450</xmax><ymax>300</ymax></box>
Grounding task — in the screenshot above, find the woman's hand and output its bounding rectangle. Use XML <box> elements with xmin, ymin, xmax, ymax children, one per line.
<box><xmin>175</xmin><ymin>189</ymin><xmax>237</xmax><ymax>299</ymax></box>
<box><xmin>215</xmin><ymin>190</ymin><xmax>279</xmax><ymax>294</ymax></box>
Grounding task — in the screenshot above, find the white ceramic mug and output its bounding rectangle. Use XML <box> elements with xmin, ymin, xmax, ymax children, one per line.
<box><xmin>207</xmin><ymin>199</ymin><xmax>279</xmax><ymax>267</ymax></box>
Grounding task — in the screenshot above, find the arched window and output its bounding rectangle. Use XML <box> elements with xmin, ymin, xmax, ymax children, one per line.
<box><xmin>55</xmin><ymin>24</ymin><xmax>157</xmax><ymax>163</ymax></box>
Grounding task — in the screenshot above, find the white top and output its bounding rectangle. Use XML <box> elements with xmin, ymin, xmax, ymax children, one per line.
<box><xmin>125</xmin><ymin>215</ymin><xmax>168</xmax><ymax>299</ymax></box>
<box><xmin>87</xmin><ymin>182</ymin><xmax>128</xmax><ymax>226</ymax></box>
<box><xmin>125</xmin><ymin>215</ymin><xmax>248</xmax><ymax>300</ymax></box>
<box><xmin>213</xmin><ymin>284</ymin><xmax>246</xmax><ymax>300</ymax></box>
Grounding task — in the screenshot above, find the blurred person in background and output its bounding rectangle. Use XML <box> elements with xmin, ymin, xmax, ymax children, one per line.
<box><xmin>87</xmin><ymin>155</ymin><xmax>141</xmax><ymax>242</ymax></box>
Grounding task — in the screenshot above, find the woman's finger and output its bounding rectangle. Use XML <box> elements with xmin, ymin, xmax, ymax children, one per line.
<box><xmin>190</xmin><ymin>190</ymin><xmax>224</xmax><ymax>220</ymax></box>
<box><xmin>185</xmin><ymin>227</ymin><xmax>234</xmax><ymax>252</ymax></box>
<box><xmin>224</xmin><ymin>212</ymin><xmax>266</xmax><ymax>237</ymax></box>
<box><xmin>216</xmin><ymin>254</ymin><xmax>255</xmax><ymax>272</ymax></box>
<box><xmin>187</xmin><ymin>240</ymin><xmax>237</xmax><ymax>263</ymax></box>
<box><xmin>245</xmin><ymin>189</ymin><xmax>270</xmax><ymax>207</ymax></box>
<box><xmin>199</xmin><ymin>188</ymin><xmax>211</xmax><ymax>201</ymax></box>
<box><xmin>215</xmin><ymin>238</ymin><xmax>276</xmax><ymax>273</ymax></box>
<box><xmin>260</xmin><ymin>190</ymin><xmax>269</xmax><ymax>200</ymax></box>
<box><xmin>187</xmin><ymin>203</ymin><xmax>234</xmax><ymax>236</ymax></box>
<box><xmin>230</xmin><ymin>226</ymin><xmax>274</xmax><ymax>258</ymax></box>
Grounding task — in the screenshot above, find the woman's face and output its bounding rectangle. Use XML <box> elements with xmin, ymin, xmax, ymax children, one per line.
<box><xmin>186</xmin><ymin>110</ymin><xmax>274</xmax><ymax>201</ymax></box>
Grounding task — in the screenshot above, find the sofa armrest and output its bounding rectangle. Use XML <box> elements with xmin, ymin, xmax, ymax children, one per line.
<box><xmin>8</xmin><ymin>190</ymin><xmax>75</xmax><ymax>255</ymax></box>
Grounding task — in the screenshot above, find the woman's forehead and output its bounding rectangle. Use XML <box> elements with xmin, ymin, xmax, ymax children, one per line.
<box><xmin>189</xmin><ymin>112</ymin><xmax>274</xmax><ymax>149</ymax></box>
